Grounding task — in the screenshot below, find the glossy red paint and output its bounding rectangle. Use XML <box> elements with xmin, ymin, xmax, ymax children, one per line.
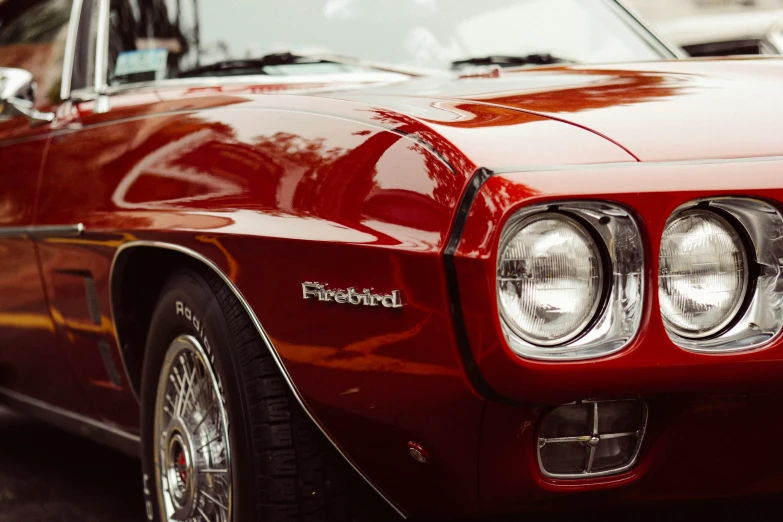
<box><xmin>36</xmin><ymin>87</ymin><xmax>487</xmax><ymax>516</ymax></box>
<box><xmin>0</xmin><ymin>130</ymin><xmax>93</xmax><ymax>416</ymax></box>
<box><xmin>2</xmin><ymin>58</ymin><xmax>783</xmax><ymax>518</ymax></box>
<box><xmin>330</xmin><ymin>57</ymin><xmax>783</xmax><ymax>162</ymax></box>
<box><xmin>27</xmin><ymin>75</ymin><xmax>635</xmax><ymax>516</ymax></box>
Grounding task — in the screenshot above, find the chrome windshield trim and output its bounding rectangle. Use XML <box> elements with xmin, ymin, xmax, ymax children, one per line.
<box><xmin>611</xmin><ymin>0</ymin><xmax>687</xmax><ymax>59</ymax></box>
<box><xmin>102</xmin><ymin>71</ymin><xmax>411</xmax><ymax>95</ymax></box>
<box><xmin>0</xmin><ymin>386</ymin><xmax>140</xmax><ymax>457</ymax></box>
<box><xmin>0</xmin><ymin>224</ymin><xmax>84</xmax><ymax>239</ymax></box>
<box><xmin>94</xmin><ymin>0</ymin><xmax>110</xmax><ymax>93</ymax></box>
<box><xmin>109</xmin><ymin>240</ymin><xmax>407</xmax><ymax>519</ymax></box>
<box><xmin>60</xmin><ymin>0</ymin><xmax>85</xmax><ymax>101</ymax></box>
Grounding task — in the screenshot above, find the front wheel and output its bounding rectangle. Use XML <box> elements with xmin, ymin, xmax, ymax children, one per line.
<box><xmin>138</xmin><ymin>266</ymin><xmax>395</xmax><ymax>522</ymax></box>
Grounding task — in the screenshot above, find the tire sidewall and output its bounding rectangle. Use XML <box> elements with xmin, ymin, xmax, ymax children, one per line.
<box><xmin>138</xmin><ymin>268</ymin><xmax>252</xmax><ymax>522</ymax></box>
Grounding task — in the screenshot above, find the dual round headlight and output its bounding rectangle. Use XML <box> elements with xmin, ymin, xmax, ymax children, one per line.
<box><xmin>497</xmin><ymin>213</ymin><xmax>605</xmax><ymax>347</ymax></box>
<box><xmin>658</xmin><ymin>210</ymin><xmax>749</xmax><ymax>340</ymax></box>
<box><xmin>497</xmin><ymin>203</ymin><xmax>755</xmax><ymax>358</ymax></box>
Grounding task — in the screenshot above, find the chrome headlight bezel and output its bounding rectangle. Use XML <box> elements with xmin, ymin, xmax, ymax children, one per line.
<box><xmin>497</xmin><ymin>201</ymin><xmax>645</xmax><ymax>361</ymax></box>
<box><xmin>661</xmin><ymin>198</ymin><xmax>783</xmax><ymax>353</ymax></box>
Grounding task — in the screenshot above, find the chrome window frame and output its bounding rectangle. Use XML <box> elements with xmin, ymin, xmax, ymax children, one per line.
<box><xmin>94</xmin><ymin>0</ymin><xmax>110</xmax><ymax>93</ymax></box>
<box><xmin>61</xmin><ymin>0</ymin><xmax>108</xmax><ymax>102</ymax></box>
<box><xmin>60</xmin><ymin>0</ymin><xmax>85</xmax><ymax>102</ymax></box>
<box><xmin>60</xmin><ymin>0</ymin><xmax>107</xmax><ymax>103</ymax></box>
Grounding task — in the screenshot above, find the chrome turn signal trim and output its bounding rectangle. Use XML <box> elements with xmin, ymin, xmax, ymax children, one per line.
<box><xmin>537</xmin><ymin>399</ymin><xmax>648</xmax><ymax>479</ymax></box>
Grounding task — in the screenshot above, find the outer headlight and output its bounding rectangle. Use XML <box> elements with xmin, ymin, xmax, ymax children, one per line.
<box><xmin>498</xmin><ymin>213</ymin><xmax>605</xmax><ymax>346</ymax></box>
<box><xmin>659</xmin><ymin>210</ymin><xmax>749</xmax><ymax>339</ymax></box>
<box><xmin>497</xmin><ymin>202</ymin><xmax>644</xmax><ymax>361</ymax></box>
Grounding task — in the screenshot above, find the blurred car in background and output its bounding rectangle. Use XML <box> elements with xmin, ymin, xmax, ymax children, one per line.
<box><xmin>659</xmin><ymin>9</ymin><xmax>783</xmax><ymax>56</ymax></box>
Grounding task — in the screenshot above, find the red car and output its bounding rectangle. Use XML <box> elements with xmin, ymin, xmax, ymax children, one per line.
<box><xmin>1</xmin><ymin>0</ymin><xmax>781</xmax><ymax>521</ymax></box>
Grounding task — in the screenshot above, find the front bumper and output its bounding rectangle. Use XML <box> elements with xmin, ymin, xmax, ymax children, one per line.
<box><xmin>480</xmin><ymin>393</ymin><xmax>783</xmax><ymax>514</ymax></box>
<box><xmin>453</xmin><ymin>159</ymin><xmax>783</xmax><ymax>512</ymax></box>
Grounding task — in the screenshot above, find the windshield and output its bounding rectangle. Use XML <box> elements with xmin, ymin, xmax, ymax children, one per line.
<box><xmin>107</xmin><ymin>0</ymin><xmax>669</xmax><ymax>86</ymax></box>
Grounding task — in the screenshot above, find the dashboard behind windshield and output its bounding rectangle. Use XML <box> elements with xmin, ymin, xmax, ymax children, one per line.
<box><xmin>107</xmin><ymin>0</ymin><xmax>671</xmax><ymax>86</ymax></box>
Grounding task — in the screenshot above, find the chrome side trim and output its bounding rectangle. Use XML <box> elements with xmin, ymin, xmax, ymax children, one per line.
<box><xmin>0</xmin><ymin>386</ymin><xmax>140</xmax><ymax>457</ymax></box>
<box><xmin>109</xmin><ymin>241</ymin><xmax>407</xmax><ymax>519</ymax></box>
<box><xmin>60</xmin><ymin>0</ymin><xmax>84</xmax><ymax>101</ymax></box>
<box><xmin>0</xmin><ymin>224</ymin><xmax>84</xmax><ymax>239</ymax></box>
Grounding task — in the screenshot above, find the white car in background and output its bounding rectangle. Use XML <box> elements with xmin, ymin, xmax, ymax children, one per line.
<box><xmin>659</xmin><ymin>9</ymin><xmax>783</xmax><ymax>56</ymax></box>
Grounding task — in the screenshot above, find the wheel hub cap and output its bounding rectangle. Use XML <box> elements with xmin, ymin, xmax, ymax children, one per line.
<box><xmin>154</xmin><ymin>335</ymin><xmax>231</xmax><ymax>522</ymax></box>
<box><xmin>165</xmin><ymin>430</ymin><xmax>193</xmax><ymax>511</ymax></box>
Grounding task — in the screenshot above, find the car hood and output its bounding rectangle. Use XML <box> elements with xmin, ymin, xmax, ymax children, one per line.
<box><xmin>323</xmin><ymin>58</ymin><xmax>783</xmax><ymax>163</ymax></box>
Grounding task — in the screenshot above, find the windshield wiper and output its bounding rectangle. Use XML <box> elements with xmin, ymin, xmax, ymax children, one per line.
<box><xmin>178</xmin><ymin>52</ymin><xmax>323</xmax><ymax>78</ymax></box>
<box><xmin>451</xmin><ymin>53</ymin><xmax>576</xmax><ymax>70</ymax></box>
<box><xmin>177</xmin><ymin>52</ymin><xmax>427</xmax><ymax>78</ymax></box>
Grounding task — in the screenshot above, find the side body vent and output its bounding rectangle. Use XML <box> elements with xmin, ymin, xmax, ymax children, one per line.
<box><xmin>84</xmin><ymin>274</ymin><xmax>102</xmax><ymax>325</ymax></box>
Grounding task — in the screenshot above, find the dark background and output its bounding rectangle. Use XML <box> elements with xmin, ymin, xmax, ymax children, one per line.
<box><xmin>1</xmin><ymin>406</ymin><xmax>779</xmax><ymax>522</ymax></box>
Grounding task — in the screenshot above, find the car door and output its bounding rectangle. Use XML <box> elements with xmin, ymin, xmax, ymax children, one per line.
<box><xmin>0</xmin><ymin>0</ymin><xmax>93</xmax><ymax>415</ymax></box>
<box><xmin>34</xmin><ymin>0</ymin><xmax>195</xmax><ymax>430</ymax></box>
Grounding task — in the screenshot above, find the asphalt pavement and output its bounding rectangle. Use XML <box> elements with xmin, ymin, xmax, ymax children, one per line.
<box><xmin>0</xmin><ymin>407</ymin><xmax>144</xmax><ymax>522</ymax></box>
<box><xmin>0</xmin><ymin>406</ymin><xmax>779</xmax><ymax>522</ymax></box>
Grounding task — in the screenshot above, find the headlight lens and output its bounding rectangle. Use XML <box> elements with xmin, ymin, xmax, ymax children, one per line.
<box><xmin>659</xmin><ymin>210</ymin><xmax>748</xmax><ymax>339</ymax></box>
<box><xmin>497</xmin><ymin>213</ymin><xmax>604</xmax><ymax>346</ymax></box>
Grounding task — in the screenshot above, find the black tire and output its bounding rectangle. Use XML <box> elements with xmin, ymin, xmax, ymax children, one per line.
<box><xmin>138</xmin><ymin>265</ymin><xmax>397</xmax><ymax>522</ymax></box>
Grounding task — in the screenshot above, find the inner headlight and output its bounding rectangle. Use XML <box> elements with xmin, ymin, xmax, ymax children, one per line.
<box><xmin>497</xmin><ymin>213</ymin><xmax>604</xmax><ymax>346</ymax></box>
<box><xmin>659</xmin><ymin>210</ymin><xmax>749</xmax><ymax>339</ymax></box>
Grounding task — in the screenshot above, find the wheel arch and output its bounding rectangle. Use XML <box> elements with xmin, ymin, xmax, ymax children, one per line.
<box><xmin>108</xmin><ymin>240</ymin><xmax>406</xmax><ymax>519</ymax></box>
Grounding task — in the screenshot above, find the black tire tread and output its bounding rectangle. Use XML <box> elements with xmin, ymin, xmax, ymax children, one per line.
<box><xmin>189</xmin><ymin>267</ymin><xmax>395</xmax><ymax>522</ymax></box>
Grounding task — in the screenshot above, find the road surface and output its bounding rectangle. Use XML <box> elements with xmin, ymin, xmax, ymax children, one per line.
<box><xmin>0</xmin><ymin>406</ymin><xmax>778</xmax><ymax>521</ymax></box>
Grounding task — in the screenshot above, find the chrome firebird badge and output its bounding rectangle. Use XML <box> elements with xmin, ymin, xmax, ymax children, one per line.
<box><xmin>302</xmin><ymin>282</ymin><xmax>403</xmax><ymax>308</ymax></box>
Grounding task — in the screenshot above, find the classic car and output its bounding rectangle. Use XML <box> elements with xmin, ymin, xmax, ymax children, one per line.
<box><xmin>1</xmin><ymin>0</ymin><xmax>782</xmax><ymax>521</ymax></box>
<box><xmin>659</xmin><ymin>9</ymin><xmax>783</xmax><ymax>56</ymax></box>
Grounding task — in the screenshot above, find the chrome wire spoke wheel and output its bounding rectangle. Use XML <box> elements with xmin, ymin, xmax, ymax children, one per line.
<box><xmin>153</xmin><ymin>335</ymin><xmax>231</xmax><ymax>522</ymax></box>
